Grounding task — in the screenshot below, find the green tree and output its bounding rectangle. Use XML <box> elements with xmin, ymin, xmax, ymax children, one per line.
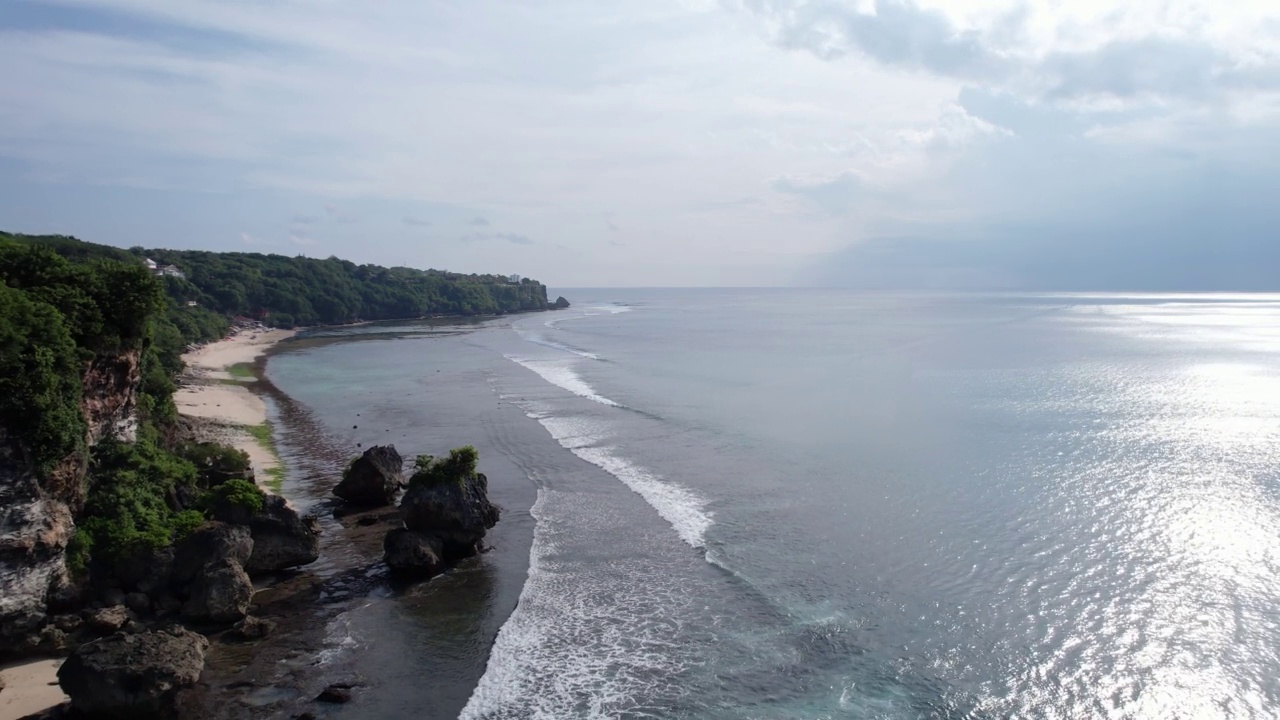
<box><xmin>0</xmin><ymin>284</ymin><xmax>85</xmax><ymax>473</ymax></box>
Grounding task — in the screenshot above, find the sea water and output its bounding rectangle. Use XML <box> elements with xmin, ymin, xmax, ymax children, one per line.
<box><xmin>268</xmin><ymin>291</ymin><xmax>1280</xmax><ymax>719</ymax></box>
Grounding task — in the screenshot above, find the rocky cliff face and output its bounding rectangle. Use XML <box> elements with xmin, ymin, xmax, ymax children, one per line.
<box><xmin>0</xmin><ymin>350</ymin><xmax>140</xmax><ymax>653</ymax></box>
<box><xmin>81</xmin><ymin>350</ymin><xmax>141</xmax><ymax>448</ymax></box>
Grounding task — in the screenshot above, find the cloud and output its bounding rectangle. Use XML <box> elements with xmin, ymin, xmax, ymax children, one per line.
<box><xmin>773</xmin><ymin>171</ymin><xmax>863</xmax><ymax>215</ymax></box>
<box><xmin>460</xmin><ymin>231</ymin><xmax>535</xmax><ymax>245</ymax></box>
<box><xmin>738</xmin><ymin>0</ymin><xmax>1016</xmax><ymax>79</ymax></box>
<box><xmin>497</xmin><ymin>232</ymin><xmax>534</xmax><ymax>245</ymax></box>
<box><xmin>2</xmin><ymin>0</ymin><xmax>1279</xmax><ymax>288</ymax></box>
<box><xmin>1040</xmin><ymin>37</ymin><xmax>1264</xmax><ymax>104</ymax></box>
<box><xmin>736</xmin><ymin>0</ymin><xmax>1280</xmax><ymax>110</ymax></box>
<box><xmin>324</xmin><ymin>203</ymin><xmax>357</xmax><ymax>224</ymax></box>
<box><xmin>401</xmin><ymin>215</ymin><xmax>431</xmax><ymax>227</ymax></box>
<box><xmin>469</xmin><ymin>216</ymin><xmax>490</xmax><ymax>227</ymax></box>
<box><xmin>239</xmin><ymin>231</ymin><xmax>257</xmax><ymax>245</ymax></box>
<box><xmin>288</xmin><ymin>230</ymin><xmax>317</xmax><ymax>246</ymax></box>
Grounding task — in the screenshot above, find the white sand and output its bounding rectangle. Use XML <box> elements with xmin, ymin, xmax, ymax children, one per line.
<box><xmin>0</xmin><ymin>659</ymin><xmax>67</xmax><ymax>720</ymax></box>
<box><xmin>183</xmin><ymin>328</ymin><xmax>297</xmax><ymax>381</ymax></box>
<box><xmin>174</xmin><ymin>328</ymin><xmax>297</xmax><ymax>482</ymax></box>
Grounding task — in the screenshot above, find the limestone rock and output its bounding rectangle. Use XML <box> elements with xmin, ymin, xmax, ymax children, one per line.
<box><xmin>58</xmin><ymin>625</ymin><xmax>208</xmax><ymax>719</ymax></box>
<box><xmin>242</xmin><ymin>495</ymin><xmax>319</xmax><ymax>575</ymax></box>
<box><xmin>110</xmin><ymin>546</ymin><xmax>173</xmax><ymax>597</ymax></box>
<box><xmin>399</xmin><ymin>472</ymin><xmax>500</xmax><ymax>560</ymax></box>
<box><xmin>172</xmin><ymin>522</ymin><xmax>252</xmax><ymax>587</ymax></box>
<box><xmin>38</xmin><ymin>625</ymin><xmax>69</xmax><ymax>652</ymax></box>
<box><xmin>51</xmin><ymin>613</ymin><xmax>83</xmax><ymax>633</ymax></box>
<box><xmin>125</xmin><ymin>592</ymin><xmax>151</xmax><ymax>615</ymax></box>
<box><xmin>1</xmin><ymin>351</ymin><xmax>139</xmax><ymax>659</ymax></box>
<box><xmin>0</xmin><ymin>454</ymin><xmax>75</xmax><ymax>655</ymax></box>
<box><xmin>334</xmin><ymin>445</ymin><xmax>404</xmax><ymax>507</ymax></box>
<box><xmin>88</xmin><ymin>605</ymin><xmax>131</xmax><ymax>633</ymax></box>
<box><xmin>182</xmin><ymin>558</ymin><xmax>252</xmax><ymax>624</ymax></box>
<box><xmin>316</xmin><ymin>685</ymin><xmax>352</xmax><ymax>704</ymax></box>
<box><xmin>383</xmin><ymin>529</ymin><xmax>444</xmax><ymax>578</ymax></box>
<box><xmin>229</xmin><ymin>615</ymin><xmax>276</xmax><ymax>641</ymax></box>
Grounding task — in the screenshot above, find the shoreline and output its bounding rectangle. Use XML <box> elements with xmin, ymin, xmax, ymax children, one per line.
<box><xmin>174</xmin><ymin>327</ymin><xmax>298</xmax><ymax>487</ymax></box>
<box><xmin>0</xmin><ymin>328</ymin><xmax>300</xmax><ymax>720</ymax></box>
<box><xmin>182</xmin><ymin>317</ymin><xmax>539</xmax><ymax>718</ymax></box>
<box><xmin>0</xmin><ymin>659</ymin><xmax>65</xmax><ymax>720</ymax></box>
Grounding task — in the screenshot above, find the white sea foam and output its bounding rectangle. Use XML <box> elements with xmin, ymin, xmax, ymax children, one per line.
<box><xmin>594</xmin><ymin>304</ymin><xmax>632</xmax><ymax>314</ymax></box>
<box><xmin>519</xmin><ymin>334</ymin><xmax>603</xmax><ymax>360</ymax></box>
<box><xmin>566</xmin><ymin>444</ymin><xmax>711</xmax><ymax>549</ymax></box>
<box><xmin>460</xmin><ymin>487</ymin><xmax>698</xmax><ymax>720</ymax></box>
<box><xmin>504</xmin><ymin>355</ymin><xmax>618</xmax><ymax>406</ymax></box>
<box><xmin>527</xmin><ymin>413</ymin><xmax>711</xmax><ymax>549</ymax></box>
<box><xmin>314</xmin><ymin>611</ymin><xmax>360</xmax><ymax>666</ymax></box>
<box><xmin>502</xmin><ymin>358</ymin><xmax>712</xmax><ymax>548</ymax></box>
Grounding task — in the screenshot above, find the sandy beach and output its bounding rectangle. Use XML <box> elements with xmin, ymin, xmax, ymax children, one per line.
<box><xmin>0</xmin><ymin>659</ymin><xmax>67</xmax><ymax>720</ymax></box>
<box><xmin>174</xmin><ymin>328</ymin><xmax>297</xmax><ymax>482</ymax></box>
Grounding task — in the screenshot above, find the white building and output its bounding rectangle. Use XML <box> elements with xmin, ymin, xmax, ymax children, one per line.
<box><xmin>509</xmin><ymin>274</ymin><xmax>521</xmax><ymax>283</ymax></box>
<box><xmin>143</xmin><ymin>258</ymin><xmax>158</xmax><ymax>270</ymax></box>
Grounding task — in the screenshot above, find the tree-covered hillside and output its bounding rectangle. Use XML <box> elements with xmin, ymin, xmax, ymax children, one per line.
<box><xmin>0</xmin><ymin>230</ymin><xmax>555</xmax><ymax>576</ymax></box>
<box><xmin>0</xmin><ymin>235</ymin><xmax>243</xmax><ymax>575</ymax></box>
<box><xmin>2</xmin><ymin>232</ymin><xmax>552</xmax><ymax>329</ymax></box>
<box><xmin>145</xmin><ymin>246</ymin><xmax>549</xmax><ymax>327</ymax></box>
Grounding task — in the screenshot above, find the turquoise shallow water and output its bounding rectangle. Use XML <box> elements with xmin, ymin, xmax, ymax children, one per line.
<box><xmin>266</xmin><ymin>291</ymin><xmax>1280</xmax><ymax>719</ymax></box>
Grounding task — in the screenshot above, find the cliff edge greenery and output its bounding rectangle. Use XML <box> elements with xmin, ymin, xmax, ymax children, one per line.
<box><xmin>1</xmin><ymin>230</ymin><xmax>552</xmax><ymax>576</ymax></box>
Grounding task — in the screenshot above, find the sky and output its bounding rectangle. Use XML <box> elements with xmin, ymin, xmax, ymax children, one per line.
<box><xmin>1</xmin><ymin>0</ymin><xmax>1277</xmax><ymax>289</ymax></box>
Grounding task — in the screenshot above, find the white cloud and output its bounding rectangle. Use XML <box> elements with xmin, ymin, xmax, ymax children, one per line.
<box><xmin>0</xmin><ymin>0</ymin><xmax>1277</xmax><ymax>286</ymax></box>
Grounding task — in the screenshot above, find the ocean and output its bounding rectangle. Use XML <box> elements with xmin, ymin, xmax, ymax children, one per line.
<box><xmin>260</xmin><ymin>290</ymin><xmax>1280</xmax><ymax>719</ymax></box>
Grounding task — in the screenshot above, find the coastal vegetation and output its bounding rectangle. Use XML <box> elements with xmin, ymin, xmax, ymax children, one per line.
<box><xmin>76</xmin><ymin>435</ymin><xmax>207</xmax><ymax>567</ymax></box>
<box><xmin>245</xmin><ymin>422</ymin><xmax>285</xmax><ymax>491</ymax></box>
<box><xmin>1</xmin><ymin>229</ymin><xmax>552</xmax><ymax>576</ymax></box>
<box><xmin>411</xmin><ymin>445</ymin><xmax>480</xmax><ymax>487</ymax></box>
<box><xmin>0</xmin><ymin>227</ymin><xmax>522</xmax><ymax>682</ymax></box>
<box><xmin>0</xmin><ymin>236</ymin><xmax>273</xmax><ymax>586</ymax></box>
<box><xmin>3</xmin><ymin>230</ymin><xmax>555</xmax><ymax>332</ymax></box>
<box><xmin>0</xmin><ymin>235</ymin><xmax>269</xmax><ymax>579</ymax></box>
<box><xmin>226</xmin><ymin>362</ymin><xmax>256</xmax><ymax>379</ymax></box>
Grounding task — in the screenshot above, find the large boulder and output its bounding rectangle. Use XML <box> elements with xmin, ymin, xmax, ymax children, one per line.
<box><xmin>181</xmin><ymin>558</ymin><xmax>253</xmax><ymax>624</ymax></box>
<box><xmin>242</xmin><ymin>495</ymin><xmax>320</xmax><ymax>575</ymax></box>
<box><xmin>172</xmin><ymin>522</ymin><xmax>252</xmax><ymax>587</ymax></box>
<box><xmin>383</xmin><ymin>529</ymin><xmax>444</xmax><ymax>578</ymax></box>
<box><xmin>58</xmin><ymin>626</ymin><xmax>208</xmax><ymax>719</ymax></box>
<box><xmin>334</xmin><ymin>445</ymin><xmax>404</xmax><ymax>507</ymax></box>
<box><xmin>399</xmin><ymin>472</ymin><xmax>499</xmax><ymax>561</ymax></box>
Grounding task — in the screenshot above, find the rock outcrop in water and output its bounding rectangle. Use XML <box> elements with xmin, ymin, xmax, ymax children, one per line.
<box><xmin>383</xmin><ymin>446</ymin><xmax>499</xmax><ymax>578</ymax></box>
<box><xmin>383</xmin><ymin>528</ymin><xmax>444</xmax><ymax>576</ymax></box>
<box><xmin>58</xmin><ymin>625</ymin><xmax>208</xmax><ymax>719</ymax></box>
<box><xmin>334</xmin><ymin>444</ymin><xmax>404</xmax><ymax>507</ymax></box>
